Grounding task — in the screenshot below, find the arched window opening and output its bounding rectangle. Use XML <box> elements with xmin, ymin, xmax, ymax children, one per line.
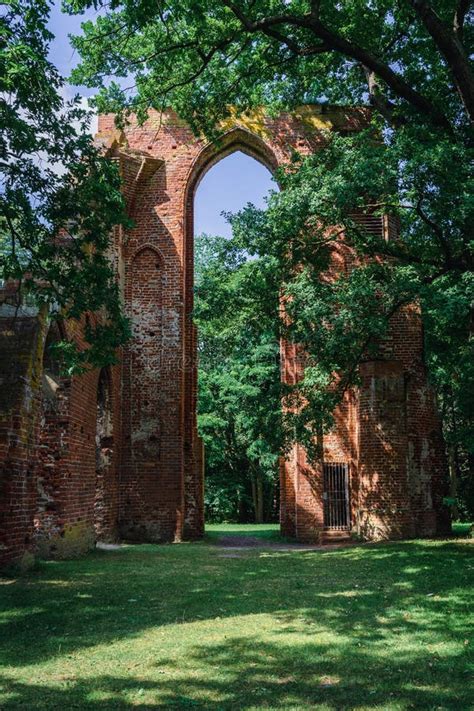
<box><xmin>41</xmin><ymin>321</ymin><xmax>63</xmax><ymax>401</ymax></box>
<box><xmin>193</xmin><ymin>149</ymin><xmax>281</xmax><ymax>528</ymax></box>
<box><xmin>34</xmin><ymin>321</ymin><xmax>68</xmax><ymax>556</ymax></box>
<box><xmin>194</xmin><ymin>150</ymin><xmax>274</xmax><ymax>239</ymax></box>
<box><xmin>94</xmin><ymin>368</ymin><xmax>114</xmax><ymax>541</ymax></box>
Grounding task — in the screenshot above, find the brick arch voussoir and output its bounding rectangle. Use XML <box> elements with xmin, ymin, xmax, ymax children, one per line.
<box><xmin>129</xmin><ymin>243</ymin><xmax>166</xmax><ymax>267</ymax></box>
<box><xmin>183</xmin><ymin>126</ymin><xmax>279</xmax><ymax>274</ymax></box>
<box><xmin>186</xmin><ymin>127</ymin><xmax>279</xmax><ymax>200</ymax></box>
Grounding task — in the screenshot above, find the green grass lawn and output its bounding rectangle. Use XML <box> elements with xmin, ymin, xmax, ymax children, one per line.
<box><xmin>205</xmin><ymin>522</ymin><xmax>282</xmax><ymax>542</ymax></box>
<box><xmin>0</xmin><ymin>526</ymin><xmax>473</xmax><ymax>710</ymax></box>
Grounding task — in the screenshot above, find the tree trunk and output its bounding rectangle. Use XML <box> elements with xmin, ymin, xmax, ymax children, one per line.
<box><xmin>250</xmin><ymin>475</ymin><xmax>257</xmax><ymax>522</ymax></box>
<box><xmin>256</xmin><ymin>476</ymin><xmax>264</xmax><ymax>524</ymax></box>
<box><xmin>250</xmin><ymin>472</ymin><xmax>264</xmax><ymax>523</ymax></box>
<box><xmin>448</xmin><ymin>443</ymin><xmax>460</xmax><ymax>521</ymax></box>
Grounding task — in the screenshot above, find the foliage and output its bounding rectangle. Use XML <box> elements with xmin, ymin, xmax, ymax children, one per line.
<box><xmin>0</xmin><ymin>529</ymin><xmax>473</xmax><ymax>709</ymax></box>
<box><xmin>230</xmin><ymin>130</ymin><xmax>473</xmax><ymax>463</ymax></box>
<box><xmin>195</xmin><ymin>234</ymin><xmax>282</xmax><ymax>523</ymax></box>
<box><xmin>0</xmin><ymin>0</ymin><xmax>131</xmax><ymax>371</ymax></box>
<box><xmin>66</xmin><ymin>0</ymin><xmax>472</xmax><ymax>135</ymax></box>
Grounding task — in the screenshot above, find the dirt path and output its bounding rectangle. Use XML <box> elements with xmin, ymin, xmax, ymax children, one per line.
<box><xmin>214</xmin><ymin>533</ymin><xmax>355</xmax><ymax>552</ymax></box>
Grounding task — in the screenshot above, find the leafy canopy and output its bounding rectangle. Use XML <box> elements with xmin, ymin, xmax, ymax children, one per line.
<box><xmin>1</xmin><ymin>0</ymin><xmax>131</xmax><ymax>370</ymax></box>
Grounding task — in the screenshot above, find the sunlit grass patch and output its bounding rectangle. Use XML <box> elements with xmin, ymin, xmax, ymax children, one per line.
<box><xmin>205</xmin><ymin>522</ymin><xmax>282</xmax><ymax>542</ymax></box>
<box><xmin>0</xmin><ymin>528</ymin><xmax>472</xmax><ymax>710</ymax></box>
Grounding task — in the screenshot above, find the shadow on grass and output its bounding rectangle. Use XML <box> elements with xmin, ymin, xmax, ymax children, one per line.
<box><xmin>451</xmin><ymin>521</ymin><xmax>473</xmax><ymax>538</ymax></box>
<box><xmin>0</xmin><ymin>630</ymin><xmax>471</xmax><ymax>709</ymax></box>
<box><xmin>0</xmin><ymin>537</ymin><xmax>472</xmax><ymax>709</ymax></box>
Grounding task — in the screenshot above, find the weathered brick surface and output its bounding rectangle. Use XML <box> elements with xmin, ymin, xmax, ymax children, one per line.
<box><xmin>355</xmin><ymin>307</ymin><xmax>451</xmax><ymax>540</ymax></box>
<box><xmin>0</xmin><ymin>302</ymin><xmax>47</xmax><ymax>568</ymax></box>
<box><xmin>105</xmin><ymin>106</ymin><xmax>370</xmax><ymax>543</ymax></box>
<box><xmin>0</xmin><ymin>106</ymin><xmax>450</xmax><ymax>566</ymax></box>
<box><xmin>281</xmin><ymin>299</ymin><xmax>450</xmax><ymax>542</ymax></box>
<box><xmin>32</xmin><ymin>317</ymin><xmax>121</xmax><ymax>559</ymax></box>
<box><xmin>0</xmin><ymin>297</ymin><xmax>121</xmax><ymax>565</ymax></box>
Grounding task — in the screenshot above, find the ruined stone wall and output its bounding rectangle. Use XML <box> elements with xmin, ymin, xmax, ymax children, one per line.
<box><xmin>34</xmin><ymin>365</ymin><xmax>97</xmax><ymax>558</ymax></box>
<box><xmin>97</xmin><ymin>105</ymin><xmax>448</xmax><ymax>544</ymax></box>
<box><xmin>94</xmin><ymin>367</ymin><xmax>118</xmax><ymax>542</ymax></box>
<box><xmin>279</xmin><ymin>237</ymin><xmax>448</xmax><ymax>542</ymax></box>
<box><xmin>356</xmin><ymin>307</ymin><xmax>450</xmax><ymax>540</ymax></box>
<box><xmin>0</xmin><ymin>104</ymin><xmax>450</xmax><ymax>566</ymax></box>
<box><xmin>280</xmin><ymin>323</ymin><xmax>359</xmax><ymax>542</ymax></box>
<box><xmin>98</xmin><ymin>105</ymin><xmax>368</xmax><ymax>543</ymax></box>
<box><xmin>35</xmin><ymin>323</ymin><xmax>71</xmax><ymax>556</ymax></box>
<box><xmin>0</xmin><ymin>295</ymin><xmax>121</xmax><ymax>566</ymax></box>
<box><xmin>0</xmin><ymin>301</ymin><xmax>47</xmax><ymax>568</ymax></box>
<box><xmin>33</xmin><ymin>335</ymin><xmax>122</xmax><ymax>558</ymax></box>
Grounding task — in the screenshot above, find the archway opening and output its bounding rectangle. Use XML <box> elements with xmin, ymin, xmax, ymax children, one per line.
<box><xmin>34</xmin><ymin>322</ymin><xmax>68</xmax><ymax>556</ymax></box>
<box><xmin>95</xmin><ymin>368</ymin><xmax>114</xmax><ymax>541</ymax></box>
<box><xmin>193</xmin><ymin>149</ymin><xmax>281</xmax><ymax>528</ymax></box>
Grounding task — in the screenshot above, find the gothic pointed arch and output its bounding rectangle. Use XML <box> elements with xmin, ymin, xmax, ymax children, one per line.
<box><xmin>186</xmin><ymin>127</ymin><xmax>278</xmax><ymax>199</ymax></box>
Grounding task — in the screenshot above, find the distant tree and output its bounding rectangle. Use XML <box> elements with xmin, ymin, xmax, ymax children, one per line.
<box><xmin>0</xmin><ymin>0</ymin><xmax>130</xmax><ymax>370</ymax></box>
<box><xmin>195</xmin><ymin>234</ymin><xmax>282</xmax><ymax>523</ymax></box>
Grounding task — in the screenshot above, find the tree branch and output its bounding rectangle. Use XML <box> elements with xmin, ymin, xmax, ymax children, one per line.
<box><xmin>160</xmin><ymin>39</ymin><xmax>234</xmax><ymax>97</ymax></box>
<box><xmin>453</xmin><ymin>0</ymin><xmax>471</xmax><ymax>40</ymax></box>
<box><xmin>221</xmin><ymin>1</ymin><xmax>452</xmax><ymax>130</ymax></box>
<box><xmin>414</xmin><ymin>197</ymin><xmax>459</xmax><ymax>269</ymax></box>
<box><xmin>222</xmin><ymin>1</ymin><xmax>328</xmax><ymax>56</ymax></box>
<box><xmin>310</xmin><ymin>1</ymin><xmax>322</xmax><ymax>20</ymax></box>
<box><xmin>409</xmin><ymin>0</ymin><xmax>474</xmax><ymax>122</ymax></box>
<box><xmin>363</xmin><ymin>66</ymin><xmax>404</xmax><ymax>126</ymax></box>
<box><xmin>127</xmin><ymin>40</ymin><xmax>199</xmax><ymax>67</ymax></box>
<box><xmin>306</xmin><ymin>13</ymin><xmax>451</xmax><ymax>129</ymax></box>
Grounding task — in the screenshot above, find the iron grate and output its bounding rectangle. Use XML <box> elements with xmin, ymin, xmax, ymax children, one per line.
<box><xmin>323</xmin><ymin>462</ymin><xmax>351</xmax><ymax>530</ymax></box>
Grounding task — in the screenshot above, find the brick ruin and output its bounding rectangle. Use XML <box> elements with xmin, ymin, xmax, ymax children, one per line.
<box><xmin>0</xmin><ymin>106</ymin><xmax>450</xmax><ymax>567</ymax></box>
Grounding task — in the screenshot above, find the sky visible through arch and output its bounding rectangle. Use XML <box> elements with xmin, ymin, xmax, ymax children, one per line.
<box><xmin>47</xmin><ymin>3</ymin><xmax>275</xmax><ymax>238</ymax></box>
<box><xmin>194</xmin><ymin>153</ymin><xmax>274</xmax><ymax>238</ymax></box>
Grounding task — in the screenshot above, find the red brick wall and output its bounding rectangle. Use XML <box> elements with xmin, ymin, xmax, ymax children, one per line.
<box><xmin>33</xmin><ymin>321</ymin><xmax>121</xmax><ymax>559</ymax></box>
<box><xmin>94</xmin><ymin>367</ymin><xmax>118</xmax><ymax>542</ymax></box>
<box><xmin>35</xmin><ymin>323</ymin><xmax>72</xmax><ymax>555</ymax></box>
<box><xmin>280</xmin><ymin>294</ymin><xmax>449</xmax><ymax>542</ymax></box>
<box><xmin>355</xmin><ymin>308</ymin><xmax>450</xmax><ymax>539</ymax></box>
<box><xmin>0</xmin><ymin>304</ymin><xmax>47</xmax><ymax>568</ymax></box>
<box><xmin>0</xmin><ymin>297</ymin><xmax>121</xmax><ymax>566</ymax></box>
<box><xmin>120</xmin><ymin>241</ymin><xmax>185</xmax><ymax>542</ymax></box>
<box><xmin>103</xmin><ymin>106</ymin><xmax>370</xmax><ymax>543</ymax></box>
<box><xmin>105</xmin><ymin>106</ymin><xmax>448</xmax><ymax>544</ymax></box>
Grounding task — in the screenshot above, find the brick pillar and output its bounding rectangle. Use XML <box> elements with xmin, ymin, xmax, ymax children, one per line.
<box><xmin>279</xmin><ymin>453</ymin><xmax>296</xmax><ymax>538</ymax></box>
<box><xmin>356</xmin><ymin>361</ymin><xmax>414</xmax><ymax>539</ymax></box>
<box><xmin>280</xmin><ymin>338</ymin><xmax>325</xmax><ymax>542</ymax></box>
<box><xmin>294</xmin><ymin>445</ymin><xmax>325</xmax><ymax>542</ymax></box>
<box><xmin>183</xmin><ymin>321</ymin><xmax>204</xmax><ymax>538</ymax></box>
<box><xmin>120</xmin><ymin>239</ymin><xmax>185</xmax><ymax>543</ymax></box>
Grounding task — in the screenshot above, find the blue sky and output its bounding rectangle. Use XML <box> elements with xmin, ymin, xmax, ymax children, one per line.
<box><xmin>48</xmin><ymin>3</ymin><xmax>274</xmax><ymax>238</ymax></box>
<box><xmin>194</xmin><ymin>154</ymin><xmax>274</xmax><ymax>238</ymax></box>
